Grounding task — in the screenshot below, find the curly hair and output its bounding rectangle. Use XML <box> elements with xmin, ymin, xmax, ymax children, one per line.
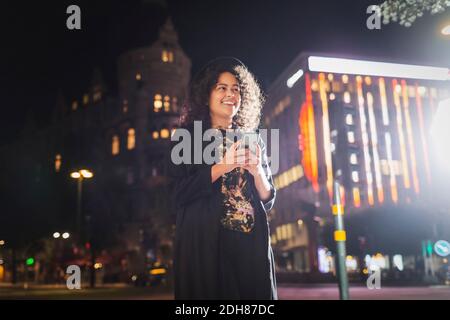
<box><xmin>180</xmin><ymin>57</ymin><xmax>265</xmax><ymax>132</ymax></box>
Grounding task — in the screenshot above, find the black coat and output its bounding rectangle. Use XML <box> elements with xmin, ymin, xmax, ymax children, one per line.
<box><xmin>168</xmin><ymin>129</ymin><xmax>277</xmax><ymax>300</ymax></box>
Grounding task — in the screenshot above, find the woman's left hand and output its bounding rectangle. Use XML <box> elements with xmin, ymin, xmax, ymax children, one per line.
<box><xmin>242</xmin><ymin>142</ymin><xmax>265</xmax><ymax>177</ymax></box>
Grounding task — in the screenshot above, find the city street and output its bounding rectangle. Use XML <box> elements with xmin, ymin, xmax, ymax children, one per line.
<box><xmin>1</xmin><ymin>284</ymin><xmax>450</xmax><ymax>300</ymax></box>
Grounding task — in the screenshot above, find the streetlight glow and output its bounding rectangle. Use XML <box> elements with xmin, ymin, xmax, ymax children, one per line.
<box><xmin>70</xmin><ymin>172</ymin><xmax>81</xmax><ymax>179</ymax></box>
<box><xmin>442</xmin><ymin>24</ymin><xmax>450</xmax><ymax>36</ymax></box>
<box><xmin>62</xmin><ymin>232</ymin><xmax>70</xmax><ymax>239</ymax></box>
<box><xmin>0</xmin><ymin>240</ymin><xmax>5</xmax><ymax>246</ymax></box>
<box><xmin>80</xmin><ymin>169</ymin><xmax>93</xmax><ymax>178</ymax></box>
<box><xmin>53</xmin><ymin>232</ymin><xmax>60</xmax><ymax>239</ymax></box>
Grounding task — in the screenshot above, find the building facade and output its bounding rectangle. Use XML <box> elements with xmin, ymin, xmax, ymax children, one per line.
<box><xmin>264</xmin><ymin>53</ymin><xmax>450</xmax><ymax>282</ymax></box>
<box><xmin>0</xmin><ymin>18</ymin><xmax>190</xmax><ymax>284</ymax></box>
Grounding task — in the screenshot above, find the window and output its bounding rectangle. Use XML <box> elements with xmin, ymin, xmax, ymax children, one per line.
<box><xmin>350</xmin><ymin>153</ymin><xmax>358</xmax><ymax>165</ymax></box>
<box><xmin>127</xmin><ymin>168</ymin><xmax>134</xmax><ymax>185</ymax></box>
<box><xmin>162</xmin><ymin>50</ymin><xmax>174</xmax><ymax>63</ymax></box>
<box><xmin>112</xmin><ymin>135</ymin><xmax>120</xmax><ymax>155</ymax></box>
<box><xmin>347</xmin><ymin>131</ymin><xmax>355</xmax><ymax>143</ymax></box>
<box><xmin>160</xmin><ymin>128</ymin><xmax>170</xmax><ymax>139</ymax></box>
<box><xmin>123</xmin><ymin>100</ymin><xmax>129</xmax><ymax>113</ymax></box>
<box><xmin>343</xmin><ymin>91</ymin><xmax>351</xmax><ymax>104</ymax></box>
<box><xmin>55</xmin><ymin>154</ymin><xmax>62</xmax><ymax>172</ymax></box>
<box><xmin>83</xmin><ymin>94</ymin><xmax>89</xmax><ymax>105</ymax></box>
<box><xmin>154</xmin><ymin>94</ymin><xmax>162</xmax><ymax>112</ymax></box>
<box><xmin>352</xmin><ymin>171</ymin><xmax>359</xmax><ymax>182</ymax></box>
<box><xmin>71</xmin><ymin>101</ymin><xmax>78</xmax><ymax>111</ymax></box>
<box><xmin>164</xmin><ymin>95</ymin><xmax>170</xmax><ymax>112</ymax></box>
<box><xmin>345</xmin><ymin>114</ymin><xmax>353</xmax><ymax>125</ymax></box>
<box><xmin>127</xmin><ymin>128</ymin><xmax>136</xmax><ymax>150</ymax></box>
<box><xmin>136</xmin><ymin>73</ymin><xmax>142</xmax><ymax>81</ymax></box>
<box><xmin>172</xmin><ymin>96</ymin><xmax>178</xmax><ymax>112</ymax></box>
<box><xmin>93</xmin><ymin>91</ymin><xmax>102</xmax><ymax>102</ymax></box>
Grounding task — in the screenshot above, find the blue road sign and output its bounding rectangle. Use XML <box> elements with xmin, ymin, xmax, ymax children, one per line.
<box><xmin>434</xmin><ymin>240</ymin><xmax>450</xmax><ymax>257</ymax></box>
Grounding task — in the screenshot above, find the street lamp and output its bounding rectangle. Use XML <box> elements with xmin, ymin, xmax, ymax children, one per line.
<box><xmin>53</xmin><ymin>232</ymin><xmax>60</xmax><ymax>239</ymax></box>
<box><xmin>70</xmin><ymin>169</ymin><xmax>94</xmax><ymax>239</ymax></box>
<box><xmin>441</xmin><ymin>24</ymin><xmax>450</xmax><ymax>36</ymax></box>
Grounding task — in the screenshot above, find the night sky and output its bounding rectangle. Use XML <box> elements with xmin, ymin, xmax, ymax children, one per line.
<box><xmin>1</xmin><ymin>0</ymin><xmax>449</xmax><ymax>142</ymax></box>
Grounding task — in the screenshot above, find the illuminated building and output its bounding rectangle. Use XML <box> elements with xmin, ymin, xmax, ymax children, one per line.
<box><xmin>264</xmin><ymin>54</ymin><xmax>450</xmax><ymax>276</ymax></box>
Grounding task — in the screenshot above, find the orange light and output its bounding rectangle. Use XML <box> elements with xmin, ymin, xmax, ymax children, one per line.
<box><xmin>401</xmin><ymin>80</ymin><xmax>420</xmax><ymax>194</ymax></box>
<box><xmin>356</xmin><ymin>77</ymin><xmax>374</xmax><ymax>206</ymax></box>
<box><xmin>353</xmin><ymin>187</ymin><xmax>361</xmax><ymax>208</ymax></box>
<box><xmin>150</xmin><ymin>268</ymin><xmax>167</xmax><ymax>275</ymax></box>
<box><xmin>299</xmin><ymin>73</ymin><xmax>319</xmax><ymax>193</ymax></box>
<box><xmin>319</xmin><ymin>73</ymin><xmax>334</xmax><ymax>200</ymax></box>
<box><xmin>392</xmin><ymin>79</ymin><xmax>410</xmax><ymax>189</ymax></box>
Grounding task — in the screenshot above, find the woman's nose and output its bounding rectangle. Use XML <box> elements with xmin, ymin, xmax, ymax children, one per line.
<box><xmin>225</xmin><ymin>88</ymin><xmax>235</xmax><ymax>97</ymax></box>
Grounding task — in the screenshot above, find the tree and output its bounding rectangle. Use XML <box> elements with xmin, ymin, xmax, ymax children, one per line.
<box><xmin>380</xmin><ymin>0</ymin><xmax>450</xmax><ymax>27</ymax></box>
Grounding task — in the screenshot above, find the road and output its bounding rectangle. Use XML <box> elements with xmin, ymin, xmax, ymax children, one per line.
<box><xmin>1</xmin><ymin>284</ymin><xmax>450</xmax><ymax>300</ymax></box>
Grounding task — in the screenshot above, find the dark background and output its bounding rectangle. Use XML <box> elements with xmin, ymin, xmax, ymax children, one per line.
<box><xmin>1</xmin><ymin>0</ymin><xmax>449</xmax><ymax>143</ymax></box>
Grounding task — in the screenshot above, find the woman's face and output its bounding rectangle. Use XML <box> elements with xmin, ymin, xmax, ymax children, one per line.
<box><xmin>208</xmin><ymin>72</ymin><xmax>241</xmax><ymax>125</ymax></box>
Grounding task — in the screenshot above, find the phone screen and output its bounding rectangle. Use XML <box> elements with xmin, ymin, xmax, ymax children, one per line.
<box><xmin>239</xmin><ymin>132</ymin><xmax>258</xmax><ymax>154</ymax></box>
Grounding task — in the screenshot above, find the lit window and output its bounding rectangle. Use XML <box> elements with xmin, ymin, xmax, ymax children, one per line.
<box><xmin>162</xmin><ymin>50</ymin><xmax>174</xmax><ymax>63</ymax></box>
<box><xmin>172</xmin><ymin>97</ymin><xmax>178</xmax><ymax>112</ymax></box>
<box><xmin>55</xmin><ymin>154</ymin><xmax>62</xmax><ymax>172</ymax></box>
<box><xmin>329</xmin><ymin>93</ymin><xmax>336</xmax><ymax>101</ymax></box>
<box><xmin>93</xmin><ymin>91</ymin><xmax>102</xmax><ymax>102</ymax></box>
<box><xmin>350</xmin><ymin>153</ymin><xmax>358</xmax><ymax>165</ymax></box>
<box><xmin>71</xmin><ymin>101</ymin><xmax>78</xmax><ymax>111</ymax></box>
<box><xmin>327</xmin><ymin>73</ymin><xmax>334</xmax><ymax>81</ymax></box>
<box><xmin>364</xmin><ymin>76</ymin><xmax>372</xmax><ymax>85</ymax></box>
<box><xmin>123</xmin><ymin>100</ymin><xmax>128</xmax><ymax>113</ymax></box>
<box><xmin>342</xmin><ymin>74</ymin><xmax>349</xmax><ymax>84</ymax></box>
<box><xmin>352</xmin><ymin>171</ymin><xmax>359</xmax><ymax>182</ymax></box>
<box><xmin>164</xmin><ymin>95</ymin><xmax>170</xmax><ymax>112</ymax></box>
<box><xmin>345</xmin><ymin>114</ymin><xmax>353</xmax><ymax>125</ymax></box>
<box><xmin>112</xmin><ymin>135</ymin><xmax>120</xmax><ymax>155</ymax></box>
<box><xmin>152</xmin><ymin>131</ymin><xmax>159</xmax><ymax>139</ymax></box>
<box><xmin>162</xmin><ymin>50</ymin><xmax>169</xmax><ymax>62</ymax></box>
<box><xmin>136</xmin><ymin>73</ymin><xmax>142</xmax><ymax>81</ymax></box>
<box><xmin>127</xmin><ymin>128</ymin><xmax>136</xmax><ymax>150</ymax></box>
<box><xmin>154</xmin><ymin>94</ymin><xmax>162</xmax><ymax>112</ymax></box>
<box><xmin>348</xmin><ymin>131</ymin><xmax>355</xmax><ymax>143</ymax></box>
<box><xmin>160</xmin><ymin>128</ymin><xmax>170</xmax><ymax>139</ymax></box>
<box><xmin>343</xmin><ymin>92</ymin><xmax>351</xmax><ymax>104</ymax></box>
<box><xmin>83</xmin><ymin>94</ymin><xmax>89</xmax><ymax>105</ymax></box>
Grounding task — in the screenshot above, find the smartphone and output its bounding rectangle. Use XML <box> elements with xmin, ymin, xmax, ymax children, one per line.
<box><xmin>239</xmin><ymin>131</ymin><xmax>258</xmax><ymax>154</ymax></box>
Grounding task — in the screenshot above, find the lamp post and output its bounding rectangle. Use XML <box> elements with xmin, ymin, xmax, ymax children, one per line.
<box><xmin>70</xmin><ymin>169</ymin><xmax>93</xmax><ymax>241</ymax></box>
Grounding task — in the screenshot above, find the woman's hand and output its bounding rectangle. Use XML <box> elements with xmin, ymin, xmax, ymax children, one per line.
<box><xmin>218</xmin><ymin>140</ymin><xmax>249</xmax><ymax>174</ymax></box>
<box><xmin>242</xmin><ymin>142</ymin><xmax>264</xmax><ymax>177</ymax></box>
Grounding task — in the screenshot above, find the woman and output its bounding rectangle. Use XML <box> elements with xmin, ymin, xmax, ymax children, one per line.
<box><xmin>168</xmin><ymin>57</ymin><xmax>277</xmax><ymax>300</ymax></box>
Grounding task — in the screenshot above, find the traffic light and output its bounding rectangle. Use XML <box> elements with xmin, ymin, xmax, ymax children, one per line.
<box><xmin>26</xmin><ymin>257</ymin><xmax>35</xmax><ymax>266</ymax></box>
